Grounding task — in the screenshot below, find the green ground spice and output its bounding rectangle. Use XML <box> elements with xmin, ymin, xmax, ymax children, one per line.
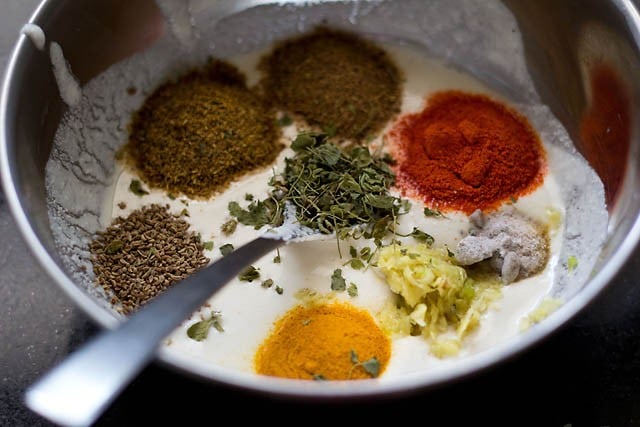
<box><xmin>123</xmin><ymin>59</ymin><xmax>283</xmax><ymax>199</ymax></box>
<box><xmin>258</xmin><ymin>27</ymin><xmax>403</xmax><ymax>143</ymax></box>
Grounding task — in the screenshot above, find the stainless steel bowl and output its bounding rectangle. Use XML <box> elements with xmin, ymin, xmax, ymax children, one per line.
<box><xmin>2</xmin><ymin>0</ymin><xmax>640</xmax><ymax>398</ymax></box>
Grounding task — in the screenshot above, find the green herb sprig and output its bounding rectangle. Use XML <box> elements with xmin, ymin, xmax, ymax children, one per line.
<box><xmin>424</xmin><ymin>207</ymin><xmax>445</xmax><ymax>218</ymax></box>
<box><xmin>228</xmin><ymin>132</ymin><xmax>407</xmax><ymax>242</ymax></box>
<box><xmin>397</xmin><ymin>227</ymin><xmax>434</xmax><ymax>246</ymax></box>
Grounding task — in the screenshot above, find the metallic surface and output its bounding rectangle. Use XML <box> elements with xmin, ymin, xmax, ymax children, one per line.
<box><xmin>2</xmin><ymin>0</ymin><xmax>640</xmax><ymax>404</ymax></box>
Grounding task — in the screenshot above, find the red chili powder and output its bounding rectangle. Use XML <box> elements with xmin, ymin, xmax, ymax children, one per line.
<box><xmin>388</xmin><ymin>91</ymin><xmax>547</xmax><ymax>214</ymax></box>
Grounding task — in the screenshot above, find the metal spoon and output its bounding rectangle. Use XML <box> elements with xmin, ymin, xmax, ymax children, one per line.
<box><xmin>24</xmin><ymin>235</ymin><xmax>285</xmax><ymax>427</ymax></box>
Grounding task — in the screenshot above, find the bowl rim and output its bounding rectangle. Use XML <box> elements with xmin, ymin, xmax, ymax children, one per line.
<box><xmin>3</xmin><ymin>0</ymin><xmax>640</xmax><ymax>398</ymax></box>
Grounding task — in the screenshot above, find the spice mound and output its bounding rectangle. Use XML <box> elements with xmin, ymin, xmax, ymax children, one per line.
<box><xmin>254</xmin><ymin>302</ymin><xmax>391</xmax><ymax>380</ymax></box>
<box><xmin>376</xmin><ymin>244</ymin><xmax>502</xmax><ymax>357</ymax></box>
<box><xmin>389</xmin><ymin>91</ymin><xmax>547</xmax><ymax>214</ymax></box>
<box><xmin>455</xmin><ymin>207</ymin><xmax>549</xmax><ymax>284</ymax></box>
<box><xmin>89</xmin><ymin>204</ymin><xmax>209</xmax><ymax>314</ymax></box>
<box><xmin>123</xmin><ymin>59</ymin><xmax>282</xmax><ymax>199</ymax></box>
<box><xmin>229</xmin><ymin>132</ymin><xmax>404</xmax><ymax>239</ymax></box>
<box><xmin>259</xmin><ymin>27</ymin><xmax>403</xmax><ymax>142</ymax></box>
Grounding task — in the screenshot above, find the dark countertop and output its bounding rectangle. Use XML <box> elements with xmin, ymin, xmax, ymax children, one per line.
<box><xmin>1</xmin><ymin>2</ymin><xmax>639</xmax><ymax>426</ymax></box>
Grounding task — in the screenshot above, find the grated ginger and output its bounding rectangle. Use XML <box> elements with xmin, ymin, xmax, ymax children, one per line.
<box><xmin>376</xmin><ymin>243</ymin><xmax>502</xmax><ymax>357</ymax></box>
<box><xmin>520</xmin><ymin>297</ymin><xmax>563</xmax><ymax>330</ymax></box>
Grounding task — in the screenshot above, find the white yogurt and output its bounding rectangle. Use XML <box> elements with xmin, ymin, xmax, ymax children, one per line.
<box><xmin>21</xmin><ymin>23</ymin><xmax>45</xmax><ymax>51</ymax></box>
<box><xmin>104</xmin><ymin>44</ymin><xmax>566</xmax><ymax>377</ymax></box>
<box><xmin>49</xmin><ymin>41</ymin><xmax>82</xmax><ymax>107</ymax></box>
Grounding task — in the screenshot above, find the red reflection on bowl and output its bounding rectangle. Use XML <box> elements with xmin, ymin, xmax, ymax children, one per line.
<box><xmin>579</xmin><ymin>63</ymin><xmax>630</xmax><ymax>208</ymax></box>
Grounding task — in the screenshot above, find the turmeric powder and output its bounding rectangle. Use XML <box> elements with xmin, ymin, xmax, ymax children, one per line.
<box><xmin>254</xmin><ymin>303</ymin><xmax>391</xmax><ymax>380</ymax></box>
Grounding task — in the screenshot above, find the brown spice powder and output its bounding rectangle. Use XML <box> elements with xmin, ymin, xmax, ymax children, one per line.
<box><xmin>259</xmin><ymin>27</ymin><xmax>403</xmax><ymax>142</ymax></box>
<box><xmin>123</xmin><ymin>59</ymin><xmax>283</xmax><ymax>199</ymax></box>
<box><xmin>89</xmin><ymin>204</ymin><xmax>209</xmax><ymax>314</ymax></box>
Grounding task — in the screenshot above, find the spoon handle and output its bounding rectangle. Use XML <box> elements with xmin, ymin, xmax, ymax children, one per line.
<box><xmin>24</xmin><ymin>237</ymin><xmax>283</xmax><ymax>427</ymax></box>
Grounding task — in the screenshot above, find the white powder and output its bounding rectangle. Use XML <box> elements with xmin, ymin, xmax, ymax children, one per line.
<box><xmin>455</xmin><ymin>207</ymin><xmax>549</xmax><ymax>283</ymax></box>
<box><xmin>21</xmin><ymin>23</ymin><xmax>45</xmax><ymax>50</ymax></box>
<box><xmin>49</xmin><ymin>41</ymin><xmax>81</xmax><ymax>107</ymax></box>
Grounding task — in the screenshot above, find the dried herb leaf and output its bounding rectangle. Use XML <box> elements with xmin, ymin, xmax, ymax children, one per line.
<box><xmin>231</xmin><ymin>132</ymin><xmax>405</xmax><ymax>245</ymax></box>
<box><xmin>313</xmin><ymin>374</ymin><xmax>327</xmax><ymax>381</ymax></box>
<box><xmin>568</xmin><ymin>255</ymin><xmax>578</xmax><ymax>272</ymax></box>
<box><xmin>331</xmin><ymin>268</ymin><xmax>346</xmax><ymax>291</ymax></box>
<box><xmin>407</xmin><ymin>227</ymin><xmax>434</xmax><ymax>246</ymax></box>
<box><xmin>203</xmin><ymin>241</ymin><xmax>214</xmax><ymax>251</ymax></box>
<box><xmin>424</xmin><ymin>207</ymin><xmax>445</xmax><ymax>218</ymax></box>
<box><xmin>282</xmin><ymin>138</ymin><xmax>399</xmax><ymax>232</ymax></box>
<box><xmin>350</xmin><ymin>259</ymin><xmax>365</xmax><ymax>270</ymax></box>
<box><xmin>349</xmin><ymin>246</ymin><xmax>358</xmax><ymax>258</ymax></box>
<box><xmin>347</xmin><ymin>282</ymin><xmax>358</xmax><ymax>297</ymax></box>
<box><xmin>220</xmin><ymin>219</ymin><xmax>237</xmax><ymax>235</ymax></box>
<box><xmin>220</xmin><ymin>243</ymin><xmax>234</xmax><ymax>256</ymax></box>
<box><xmin>187</xmin><ymin>312</ymin><xmax>224</xmax><ymax>341</ymax></box>
<box><xmin>228</xmin><ymin>200</ymin><xmax>280</xmax><ymax>230</ymax></box>
<box><xmin>239</xmin><ymin>265</ymin><xmax>260</xmax><ymax>282</ymax></box>
<box><xmin>291</xmin><ymin>133</ymin><xmax>316</xmax><ymax>151</ymax></box>
<box><xmin>129</xmin><ymin>179</ymin><xmax>149</xmax><ymax>196</ymax></box>
<box><xmin>322</xmin><ymin>123</ymin><xmax>337</xmax><ymax>138</ymax></box>
<box><xmin>360</xmin><ymin>357</ymin><xmax>380</xmax><ymax>377</ymax></box>
<box><xmin>261</xmin><ymin>278</ymin><xmax>274</xmax><ymax>288</ymax></box>
<box><xmin>381</xmin><ymin>152</ymin><xmax>396</xmax><ymax>165</ymax></box>
<box><xmin>348</xmin><ymin>349</ymin><xmax>380</xmax><ymax>378</ymax></box>
<box><xmin>275</xmin><ymin>286</ymin><xmax>284</xmax><ymax>295</ymax></box>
